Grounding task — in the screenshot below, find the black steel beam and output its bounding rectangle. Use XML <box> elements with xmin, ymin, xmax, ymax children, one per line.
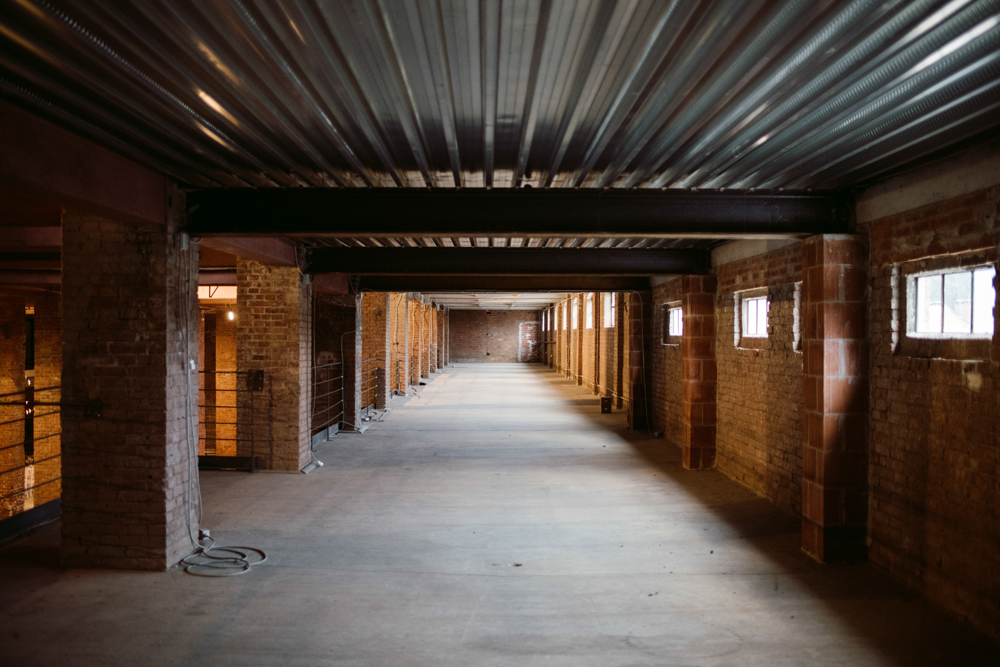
<box><xmin>306</xmin><ymin>247</ymin><xmax>708</xmax><ymax>275</ymax></box>
<box><xmin>187</xmin><ymin>189</ymin><xmax>851</xmax><ymax>238</ymax></box>
<box><xmin>354</xmin><ymin>276</ymin><xmax>651</xmax><ymax>292</ymax></box>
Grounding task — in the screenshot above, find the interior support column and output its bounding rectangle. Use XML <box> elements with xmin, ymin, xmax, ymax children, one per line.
<box><xmin>626</xmin><ymin>291</ymin><xmax>653</xmax><ymax>430</ymax></box>
<box><xmin>236</xmin><ymin>258</ymin><xmax>312</xmax><ymax>471</ymax></box>
<box><xmin>61</xmin><ymin>203</ymin><xmax>199</xmax><ymax>570</ymax></box>
<box><xmin>801</xmin><ymin>235</ymin><xmax>869</xmax><ymax>562</ymax></box>
<box><xmin>681</xmin><ymin>276</ymin><xmax>718</xmax><ymax>469</ymax></box>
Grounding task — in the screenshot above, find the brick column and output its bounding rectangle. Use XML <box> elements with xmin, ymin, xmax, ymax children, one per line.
<box><xmin>408</xmin><ymin>298</ymin><xmax>421</xmax><ymax>385</ymax></box>
<box><xmin>626</xmin><ymin>291</ymin><xmax>654</xmax><ymax>430</ymax></box>
<box><xmin>361</xmin><ymin>293</ymin><xmax>391</xmax><ymax>410</ymax></box>
<box><xmin>237</xmin><ymin>258</ymin><xmax>312</xmax><ymax>471</ymax></box>
<box><xmin>681</xmin><ymin>276</ymin><xmax>718</xmax><ymax>470</ymax></box>
<box><xmin>615</xmin><ymin>293</ymin><xmax>626</xmax><ymax>409</ymax></box>
<box><xmin>0</xmin><ymin>297</ymin><xmax>26</xmax><ymax>521</ymax></box>
<box><xmin>801</xmin><ymin>235</ymin><xmax>869</xmax><ymax>562</ymax></box>
<box><xmin>61</xmin><ymin>209</ymin><xmax>199</xmax><ymax>570</ymax></box>
<box><xmin>388</xmin><ymin>293</ymin><xmax>408</xmax><ymax>395</ymax></box>
<box><xmin>427</xmin><ymin>303</ymin><xmax>437</xmax><ymax>374</ymax></box>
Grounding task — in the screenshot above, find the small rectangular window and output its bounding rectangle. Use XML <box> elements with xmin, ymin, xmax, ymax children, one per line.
<box><xmin>585</xmin><ymin>294</ymin><xmax>594</xmax><ymax>329</ymax></box>
<box><xmin>742</xmin><ymin>296</ymin><xmax>769</xmax><ymax>337</ymax></box>
<box><xmin>910</xmin><ymin>266</ymin><xmax>995</xmax><ymax>337</ymax></box>
<box><xmin>572</xmin><ymin>297</ymin><xmax>579</xmax><ymax>329</ymax></box>
<box><xmin>562</xmin><ymin>302</ymin><xmax>568</xmax><ymax>330</ymax></box>
<box><xmin>668</xmin><ymin>307</ymin><xmax>683</xmax><ymax>337</ymax></box>
<box><xmin>602</xmin><ymin>293</ymin><xmax>615</xmax><ymax>328</ymax></box>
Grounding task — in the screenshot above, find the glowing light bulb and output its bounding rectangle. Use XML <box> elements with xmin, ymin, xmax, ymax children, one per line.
<box><xmin>228</xmin><ymin>310</ymin><xmax>235</xmax><ymax>321</ymax></box>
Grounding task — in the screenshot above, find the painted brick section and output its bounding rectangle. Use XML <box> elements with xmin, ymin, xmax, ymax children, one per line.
<box><xmin>715</xmin><ymin>243</ymin><xmax>804</xmax><ymax>514</ymax></box>
<box><xmin>449</xmin><ymin>310</ymin><xmax>540</xmax><ymax>363</ymax></box>
<box><xmin>682</xmin><ymin>276</ymin><xmax>718</xmax><ymax>470</ymax></box>
<box><xmin>652</xmin><ymin>283</ymin><xmax>684</xmax><ymax>443</ymax></box>
<box><xmin>801</xmin><ymin>235</ymin><xmax>869</xmax><ymax>563</ymax></box>
<box><xmin>237</xmin><ymin>259</ymin><xmax>312</xmax><ymax>471</ymax></box>
<box><xmin>864</xmin><ymin>186</ymin><xmax>1000</xmax><ymax>640</ymax></box>
<box><xmin>60</xmin><ymin>209</ymin><xmax>199</xmax><ymax>570</ymax></box>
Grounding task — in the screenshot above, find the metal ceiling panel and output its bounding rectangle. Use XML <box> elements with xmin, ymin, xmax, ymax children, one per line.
<box><xmin>0</xmin><ymin>0</ymin><xmax>997</xmax><ymax>190</ymax></box>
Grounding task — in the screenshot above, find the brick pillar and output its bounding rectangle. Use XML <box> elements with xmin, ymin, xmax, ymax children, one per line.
<box><xmin>801</xmin><ymin>235</ymin><xmax>869</xmax><ymax>562</ymax></box>
<box><xmin>427</xmin><ymin>304</ymin><xmax>437</xmax><ymax>374</ymax></box>
<box><xmin>681</xmin><ymin>276</ymin><xmax>718</xmax><ymax>470</ymax></box>
<box><xmin>408</xmin><ymin>298</ymin><xmax>420</xmax><ymax>385</ymax></box>
<box><xmin>626</xmin><ymin>291</ymin><xmax>654</xmax><ymax>430</ymax></box>
<box><xmin>61</xmin><ymin>207</ymin><xmax>199</xmax><ymax>570</ymax></box>
<box><xmin>237</xmin><ymin>258</ymin><xmax>312</xmax><ymax>471</ymax></box>
<box><xmin>361</xmin><ymin>293</ymin><xmax>391</xmax><ymax>409</ymax></box>
<box><xmin>0</xmin><ymin>297</ymin><xmax>26</xmax><ymax>521</ymax></box>
<box><xmin>421</xmin><ymin>303</ymin><xmax>431</xmax><ymax>377</ymax></box>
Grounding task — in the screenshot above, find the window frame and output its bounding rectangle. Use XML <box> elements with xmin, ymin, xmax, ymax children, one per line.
<box><xmin>585</xmin><ymin>293</ymin><xmax>594</xmax><ymax>330</ymax></box>
<box><xmin>571</xmin><ymin>297</ymin><xmax>579</xmax><ymax>329</ymax></box>
<box><xmin>734</xmin><ymin>287</ymin><xmax>770</xmax><ymax>349</ymax></box>
<box><xmin>602</xmin><ymin>292</ymin><xmax>616</xmax><ymax>328</ymax></box>
<box><xmin>897</xmin><ymin>252</ymin><xmax>996</xmax><ymax>360</ymax></box>
<box><xmin>662</xmin><ymin>302</ymin><xmax>682</xmax><ymax>344</ymax></box>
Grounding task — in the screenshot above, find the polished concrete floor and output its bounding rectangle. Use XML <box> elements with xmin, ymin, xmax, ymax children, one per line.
<box><xmin>1</xmin><ymin>363</ymin><xmax>998</xmax><ymax>666</ymax></box>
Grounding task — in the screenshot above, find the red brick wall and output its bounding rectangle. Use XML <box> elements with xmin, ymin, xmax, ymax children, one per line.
<box><xmin>408</xmin><ymin>299</ymin><xmax>421</xmax><ymax>384</ymax></box>
<box><xmin>449</xmin><ymin>310</ymin><xmax>540</xmax><ymax>363</ymax></box>
<box><xmin>715</xmin><ymin>244</ymin><xmax>804</xmax><ymax>513</ymax></box>
<box><xmin>864</xmin><ymin>186</ymin><xmax>1000</xmax><ymax>639</ymax></box>
<box><xmin>652</xmin><ymin>282</ymin><xmax>684</xmax><ymax>441</ymax></box>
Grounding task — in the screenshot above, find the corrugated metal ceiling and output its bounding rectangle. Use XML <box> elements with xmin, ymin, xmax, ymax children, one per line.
<box><xmin>1</xmin><ymin>0</ymin><xmax>998</xmax><ymax>192</ymax></box>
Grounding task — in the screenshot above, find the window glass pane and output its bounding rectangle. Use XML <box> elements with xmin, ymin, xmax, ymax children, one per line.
<box><xmin>757</xmin><ymin>299</ymin><xmax>768</xmax><ymax>335</ymax></box>
<box><xmin>915</xmin><ymin>274</ymin><xmax>942</xmax><ymax>333</ymax></box>
<box><xmin>668</xmin><ymin>307</ymin><xmax>682</xmax><ymax>336</ymax></box>
<box><xmin>943</xmin><ymin>271</ymin><xmax>972</xmax><ymax>333</ymax></box>
<box><xmin>585</xmin><ymin>295</ymin><xmax>594</xmax><ymax>329</ymax></box>
<box><xmin>973</xmin><ymin>267</ymin><xmax>995</xmax><ymax>335</ymax></box>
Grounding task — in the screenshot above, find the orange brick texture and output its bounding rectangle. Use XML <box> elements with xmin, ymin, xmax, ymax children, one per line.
<box><xmin>801</xmin><ymin>235</ymin><xmax>869</xmax><ymax>563</ymax></box>
<box><xmin>864</xmin><ymin>186</ymin><xmax>1000</xmax><ymax>639</ymax></box>
<box><xmin>681</xmin><ymin>276</ymin><xmax>718</xmax><ymax>470</ymax></box>
<box><xmin>60</xmin><ymin>209</ymin><xmax>199</xmax><ymax>570</ymax></box>
<box><xmin>449</xmin><ymin>310</ymin><xmax>540</xmax><ymax>363</ymax></box>
<box><xmin>237</xmin><ymin>258</ymin><xmax>312</xmax><ymax>471</ymax></box>
<box><xmin>29</xmin><ymin>291</ymin><xmax>62</xmax><ymax>509</ymax></box>
<box><xmin>0</xmin><ymin>297</ymin><xmax>26</xmax><ymax>521</ymax></box>
<box><xmin>715</xmin><ymin>243</ymin><xmax>803</xmax><ymax>511</ymax></box>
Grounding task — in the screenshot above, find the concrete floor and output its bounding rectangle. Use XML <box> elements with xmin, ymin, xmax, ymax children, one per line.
<box><xmin>1</xmin><ymin>363</ymin><xmax>998</xmax><ymax>666</ymax></box>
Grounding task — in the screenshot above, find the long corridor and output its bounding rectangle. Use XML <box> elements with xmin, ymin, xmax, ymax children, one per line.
<box><xmin>1</xmin><ymin>364</ymin><xmax>997</xmax><ymax>666</ymax></box>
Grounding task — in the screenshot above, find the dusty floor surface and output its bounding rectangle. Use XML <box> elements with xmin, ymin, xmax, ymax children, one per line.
<box><xmin>1</xmin><ymin>363</ymin><xmax>998</xmax><ymax>666</ymax></box>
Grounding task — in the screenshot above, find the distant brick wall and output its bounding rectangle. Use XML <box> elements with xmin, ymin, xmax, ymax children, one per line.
<box><xmin>651</xmin><ymin>282</ymin><xmax>683</xmax><ymax>440</ymax></box>
<box><xmin>715</xmin><ymin>243</ymin><xmax>803</xmax><ymax>514</ymax></box>
<box><xmin>449</xmin><ymin>310</ymin><xmax>540</xmax><ymax>363</ymax></box>
<box><xmin>864</xmin><ymin>186</ymin><xmax>1000</xmax><ymax>638</ymax></box>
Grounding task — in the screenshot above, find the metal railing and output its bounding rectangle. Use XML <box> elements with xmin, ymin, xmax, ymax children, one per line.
<box><xmin>360</xmin><ymin>357</ymin><xmax>377</xmax><ymax>416</ymax></box>
<box><xmin>0</xmin><ymin>384</ymin><xmax>61</xmax><ymax>520</ymax></box>
<box><xmin>198</xmin><ymin>370</ymin><xmax>261</xmax><ymax>458</ymax></box>
<box><xmin>312</xmin><ymin>362</ymin><xmax>344</xmax><ymax>437</ymax></box>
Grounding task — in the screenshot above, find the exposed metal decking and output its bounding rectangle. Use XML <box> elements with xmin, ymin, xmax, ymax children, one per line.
<box><xmin>0</xmin><ymin>0</ymin><xmax>997</xmax><ymax>191</ymax></box>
